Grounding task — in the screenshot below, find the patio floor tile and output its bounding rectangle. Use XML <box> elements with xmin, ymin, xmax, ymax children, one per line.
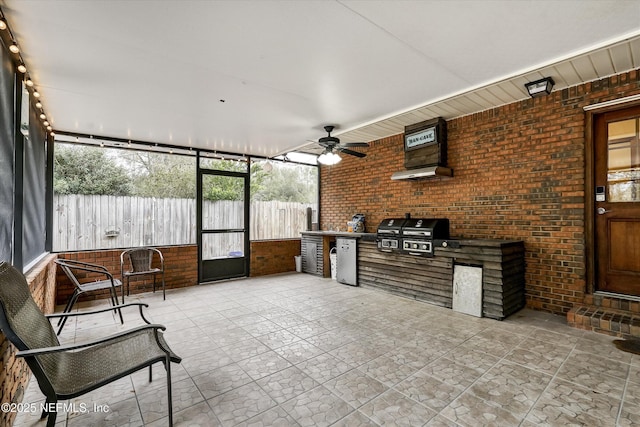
<box><xmin>13</xmin><ymin>272</ymin><xmax>640</xmax><ymax>426</ymax></box>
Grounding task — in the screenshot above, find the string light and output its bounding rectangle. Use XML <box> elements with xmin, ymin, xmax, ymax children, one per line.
<box><xmin>0</xmin><ymin>9</ymin><xmax>52</xmax><ymax>135</ymax></box>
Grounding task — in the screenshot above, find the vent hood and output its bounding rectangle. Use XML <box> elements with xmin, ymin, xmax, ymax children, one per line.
<box><xmin>391</xmin><ymin>166</ymin><xmax>453</xmax><ymax>181</ymax></box>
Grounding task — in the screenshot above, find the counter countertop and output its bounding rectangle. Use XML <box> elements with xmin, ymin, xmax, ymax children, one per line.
<box><xmin>300</xmin><ymin>231</ymin><xmax>523</xmax><ymax>247</ymax></box>
<box><xmin>300</xmin><ymin>230</ymin><xmax>376</xmax><ymax>239</ymax></box>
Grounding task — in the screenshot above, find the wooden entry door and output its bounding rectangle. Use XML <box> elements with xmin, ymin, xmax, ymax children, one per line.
<box><xmin>595</xmin><ymin>106</ymin><xmax>640</xmax><ymax>295</ymax></box>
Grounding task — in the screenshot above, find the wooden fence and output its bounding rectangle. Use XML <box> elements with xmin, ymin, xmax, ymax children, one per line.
<box><xmin>53</xmin><ymin>194</ymin><xmax>316</xmax><ymax>252</ymax></box>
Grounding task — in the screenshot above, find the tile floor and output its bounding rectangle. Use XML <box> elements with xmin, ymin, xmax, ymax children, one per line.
<box><xmin>13</xmin><ymin>272</ymin><xmax>640</xmax><ymax>426</ymax></box>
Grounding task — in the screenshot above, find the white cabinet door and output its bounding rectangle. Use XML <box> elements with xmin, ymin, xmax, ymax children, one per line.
<box><xmin>452</xmin><ymin>265</ymin><xmax>483</xmax><ymax>317</ymax></box>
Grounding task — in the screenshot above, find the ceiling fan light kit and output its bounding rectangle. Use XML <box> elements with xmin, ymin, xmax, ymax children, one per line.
<box><xmin>317</xmin><ymin>150</ymin><xmax>342</xmax><ymax>165</ymax></box>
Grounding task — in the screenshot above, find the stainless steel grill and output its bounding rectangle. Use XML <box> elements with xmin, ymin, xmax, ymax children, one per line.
<box><xmin>376</xmin><ymin>218</ymin><xmax>405</xmax><ymax>253</ymax></box>
<box><xmin>376</xmin><ymin>217</ymin><xmax>450</xmax><ymax>257</ymax></box>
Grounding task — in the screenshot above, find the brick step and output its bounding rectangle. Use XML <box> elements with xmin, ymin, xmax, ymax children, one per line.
<box><xmin>567</xmin><ymin>305</ymin><xmax>640</xmax><ymax>338</ymax></box>
<box><xmin>583</xmin><ymin>293</ymin><xmax>640</xmax><ymax>314</ymax></box>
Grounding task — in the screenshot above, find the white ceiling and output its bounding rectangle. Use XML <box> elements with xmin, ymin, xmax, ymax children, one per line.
<box><xmin>2</xmin><ymin>0</ymin><xmax>640</xmax><ymax>157</ymax></box>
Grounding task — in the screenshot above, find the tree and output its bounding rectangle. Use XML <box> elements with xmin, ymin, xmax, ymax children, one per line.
<box><xmin>202</xmin><ymin>159</ymin><xmax>256</xmax><ymax>201</ymax></box>
<box><xmin>54</xmin><ymin>144</ymin><xmax>132</xmax><ymax>195</ymax></box>
<box><xmin>126</xmin><ymin>152</ymin><xmax>196</xmax><ymax>199</ymax></box>
<box><xmin>251</xmin><ymin>162</ymin><xmax>317</xmax><ymax>203</ymax></box>
<box><xmin>54</xmin><ymin>143</ymin><xmax>318</xmax><ymax>203</ymax></box>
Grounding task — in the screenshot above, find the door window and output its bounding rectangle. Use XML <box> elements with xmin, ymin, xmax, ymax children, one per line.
<box><xmin>608</xmin><ymin>118</ymin><xmax>640</xmax><ymax>202</ymax></box>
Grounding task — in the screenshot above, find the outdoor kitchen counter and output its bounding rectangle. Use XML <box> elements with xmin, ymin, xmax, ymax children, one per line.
<box><xmin>300</xmin><ymin>231</ymin><xmax>377</xmax><ymax>240</ymax></box>
<box><xmin>300</xmin><ymin>231</ymin><xmax>376</xmax><ymax>278</ymax></box>
<box><xmin>301</xmin><ymin>232</ymin><xmax>525</xmax><ymax>320</ymax></box>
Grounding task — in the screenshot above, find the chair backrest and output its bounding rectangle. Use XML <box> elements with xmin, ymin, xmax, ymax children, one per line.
<box><xmin>55</xmin><ymin>259</ymin><xmax>83</xmax><ymax>290</ymax></box>
<box><xmin>0</xmin><ymin>262</ymin><xmax>59</xmax><ymax>397</ymax></box>
<box><xmin>0</xmin><ymin>262</ymin><xmax>60</xmax><ymax>352</ymax></box>
<box><xmin>126</xmin><ymin>249</ymin><xmax>154</xmax><ymax>273</ymax></box>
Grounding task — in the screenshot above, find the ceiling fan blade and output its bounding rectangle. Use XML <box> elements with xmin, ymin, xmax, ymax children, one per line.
<box><xmin>316</xmin><ymin>125</ymin><xmax>367</xmax><ymax>157</ymax></box>
<box><xmin>340</xmin><ymin>142</ymin><xmax>369</xmax><ymax>147</ymax></box>
<box><xmin>340</xmin><ymin>148</ymin><xmax>367</xmax><ymax>158</ymax></box>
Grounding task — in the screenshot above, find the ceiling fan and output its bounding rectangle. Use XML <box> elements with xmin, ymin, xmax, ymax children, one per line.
<box><xmin>317</xmin><ymin>125</ymin><xmax>369</xmax><ymax>165</ymax></box>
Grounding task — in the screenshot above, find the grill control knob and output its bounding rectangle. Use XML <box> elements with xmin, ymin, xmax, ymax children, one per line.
<box><xmin>442</xmin><ymin>241</ymin><xmax>448</xmax><ymax>248</ymax></box>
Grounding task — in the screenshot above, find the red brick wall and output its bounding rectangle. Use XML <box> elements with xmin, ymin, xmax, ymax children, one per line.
<box><xmin>1</xmin><ymin>255</ymin><xmax>57</xmax><ymax>427</ymax></box>
<box><xmin>321</xmin><ymin>70</ymin><xmax>640</xmax><ymax>316</ymax></box>
<box><xmin>250</xmin><ymin>239</ymin><xmax>300</xmax><ymax>276</ymax></box>
<box><xmin>55</xmin><ymin>245</ymin><xmax>198</xmax><ymax>305</ymax></box>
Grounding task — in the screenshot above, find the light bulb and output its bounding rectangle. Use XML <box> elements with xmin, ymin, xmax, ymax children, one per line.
<box><xmin>317</xmin><ymin>151</ymin><xmax>342</xmax><ymax>165</ymax></box>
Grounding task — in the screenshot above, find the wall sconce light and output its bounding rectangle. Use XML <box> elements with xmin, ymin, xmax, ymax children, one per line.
<box><xmin>525</xmin><ymin>77</ymin><xmax>555</xmax><ymax>97</ymax></box>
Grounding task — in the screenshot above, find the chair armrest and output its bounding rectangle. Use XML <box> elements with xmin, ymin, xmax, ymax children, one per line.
<box><xmin>16</xmin><ymin>324</ymin><xmax>167</xmax><ymax>357</ymax></box>
<box><xmin>152</xmin><ymin>248</ymin><xmax>165</xmax><ymax>270</ymax></box>
<box><xmin>45</xmin><ymin>303</ymin><xmax>151</xmax><ymax>324</ymax></box>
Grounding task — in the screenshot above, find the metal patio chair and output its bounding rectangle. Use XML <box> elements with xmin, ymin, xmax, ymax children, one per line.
<box><xmin>121</xmin><ymin>247</ymin><xmax>166</xmax><ymax>300</ymax></box>
<box><xmin>54</xmin><ymin>258</ymin><xmax>124</xmax><ymax>335</ymax></box>
<box><xmin>0</xmin><ymin>261</ymin><xmax>182</xmax><ymax>427</ymax></box>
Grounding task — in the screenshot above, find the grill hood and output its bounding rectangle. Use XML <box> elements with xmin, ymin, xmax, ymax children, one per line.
<box><xmin>391</xmin><ymin>166</ymin><xmax>453</xmax><ymax>181</ymax></box>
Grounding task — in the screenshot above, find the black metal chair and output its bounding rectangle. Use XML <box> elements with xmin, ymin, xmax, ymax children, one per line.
<box><xmin>0</xmin><ymin>261</ymin><xmax>182</xmax><ymax>427</ymax></box>
<box><xmin>121</xmin><ymin>247</ymin><xmax>166</xmax><ymax>300</ymax></box>
<box><xmin>54</xmin><ymin>258</ymin><xmax>124</xmax><ymax>335</ymax></box>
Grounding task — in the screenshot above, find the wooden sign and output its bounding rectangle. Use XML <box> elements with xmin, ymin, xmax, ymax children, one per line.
<box><xmin>404</xmin><ymin>117</ymin><xmax>447</xmax><ymax>169</ymax></box>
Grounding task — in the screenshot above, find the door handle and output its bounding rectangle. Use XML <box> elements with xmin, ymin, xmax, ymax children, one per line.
<box><xmin>597</xmin><ymin>207</ymin><xmax>611</xmax><ymax>215</ymax></box>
